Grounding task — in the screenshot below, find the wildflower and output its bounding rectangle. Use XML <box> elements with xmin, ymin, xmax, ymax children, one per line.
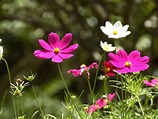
<box><xmin>86</xmin><ymin>93</ymin><xmax>115</xmax><ymax>114</ymax></box>
<box><xmin>23</xmin><ymin>73</ymin><xmax>36</xmax><ymax>82</ymax></box>
<box><xmin>100</xmin><ymin>41</ymin><xmax>116</xmax><ymax>52</ymax></box>
<box><xmin>68</xmin><ymin>62</ymin><xmax>98</xmax><ymax>77</ymax></box>
<box><xmin>144</xmin><ymin>79</ymin><xmax>158</xmax><ymax>87</ymax></box>
<box><xmin>34</xmin><ymin>32</ymin><xmax>78</xmax><ymax>63</ymax></box>
<box><xmin>108</xmin><ymin>49</ymin><xmax>149</xmax><ymax>74</ymax></box>
<box><xmin>10</xmin><ymin>79</ymin><xmax>29</xmax><ymax>97</ymax></box>
<box><xmin>100</xmin><ymin>21</ymin><xmax>131</xmax><ymax>39</ymax></box>
<box><xmin>98</xmin><ymin>75</ymin><xmax>106</xmax><ymax>80</ymax></box>
<box><xmin>0</xmin><ymin>39</ymin><xmax>3</xmax><ymax>60</ymax></box>
<box><xmin>102</xmin><ymin>61</ymin><xmax>116</xmax><ymax>76</ymax></box>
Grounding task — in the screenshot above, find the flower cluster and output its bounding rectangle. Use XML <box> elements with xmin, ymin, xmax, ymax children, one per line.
<box><xmin>99</xmin><ymin>21</ymin><xmax>149</xmax><ymax>76</ymax></box>
<box><xmin>32</xmin><ymin>21</ymin><xmax>152</xmax><ymax>117</ymax></box>
<box><xmin>68</xmin><ymin>62</ymin><xmax>98</xmax><ymax>77</ymax></box>
<box><xmin>86</xmin><ymin>93</ymin><xmax>115</xmax><ymax>114</ymax></box>
<box><xmin>10</xmin><ymin>79</ymin><xmax>29</xmax><ymax>97</ymax></box>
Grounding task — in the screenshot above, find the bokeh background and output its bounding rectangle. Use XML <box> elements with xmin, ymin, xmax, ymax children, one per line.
<box><xmin>0</xmin><ymin>0</ymin><xmax>158</xmax><ymax>118</ymax></box>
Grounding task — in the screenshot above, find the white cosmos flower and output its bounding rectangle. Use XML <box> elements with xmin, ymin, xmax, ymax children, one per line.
<box><xmin>100</xmin><ymin>41</ymin><xmax>116</xmax><ymax>52</ymax></box>
<box><xmin>100</xmin><ymin>21</ymin><xmax>131</xmax><ymax>39</ymax></box>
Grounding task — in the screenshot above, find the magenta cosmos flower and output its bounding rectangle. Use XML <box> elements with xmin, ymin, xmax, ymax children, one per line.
<box><xmin>68</xmin><ymin>62</ymin><xmax>98</xmax><ymax>77</ymax></box>
<box><xmin>34</xmin><ymin>32</ymin><xmax>78</xmax><ymax>63</ymax></box>
<box><xmin>144</xmin><ymin>79</ymin><xmax>158</xmax><ymax>87</ymax></box>
<box><xmin>86</xmin><ymin>93</ymin><xmax>115</xmax><ymax>114</ymax></box>
<box><xmin>108</xmin><ymin>49</ymin><xmax>149</xmax><ymax>74</ymax></box>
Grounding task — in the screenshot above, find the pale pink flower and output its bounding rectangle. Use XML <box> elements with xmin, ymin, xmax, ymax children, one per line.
<box><xmin>86</xmin><ymin>93</ymin><xmax>115</xmax><ymax>114</ymax></box>
<box><xmin>144</xmin><ymin>79</ymin><xmax>158</xmax><ymax>87</ymax></box>
<box><xmin>34</xmin><ymin>32</ymin><xmax>78</xmax><ymax>63</ymax></box>
<box><xmin>68</xmin><ymin>62</ymin><xmax>98</xmax><ymax>77</ymax></box>
<box><xmin>108</xmin><ymin>49</ymin><xmax>149</xmax><ymax>74</ymax></box>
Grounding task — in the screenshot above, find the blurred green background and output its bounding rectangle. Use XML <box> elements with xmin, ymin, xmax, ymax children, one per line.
<box><xmin>0</xmin><ymin>0</ymin><xmax>158</xmax><ymax>118</ymax></box>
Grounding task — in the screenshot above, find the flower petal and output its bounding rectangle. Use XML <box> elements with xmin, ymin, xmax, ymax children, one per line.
<box><xmin>59</xmin><ymin>33</ymin><xmax>72</xmax><ymax>49</ymax></box>
<box><xmin>108</xmin><ymin>93</ymin><xmax>115</xmax><ymax>101</ymax></box>
<box><xmin>151</xmin><ymin>79</ymin><xmax>158</xmax><ymax>84</ymax></box>
<box><xmin>114</xmin><ymin>21</ymin><xmax>122</xmax><ymax>28</ymax></box>
<box><xmin>117</xmin><ymin>49</ymin><xmax>128</xmax><ymax>61</ymax></box>
<box><xmin>144</xmin><ymin>80</ymin><xmax>154</xmax><ymax>87</ymax></box>
<box><xmin>34</xmin><ymin>50</ymin><xmax>54</xmax><ymax>59</ymax></box>
<box><xmin>59</xmin><ymin>53</ymin><xmax>73</xmax><ymax>59</ymax></box>
<box><xmin>51</xmin><ymin>55</ymin><xmax>63</xmax><ymax>63</ymax></box>
<box><xmin>116</xmin><ymin>67</ymin><xmax>129</xmax><ymax>74</ymax></box>
<box><xmin>60</xmin><ymin>44</ymin><xmax>78</xmax><ymax>53</ymax></box>
<box><xmin>48</xmin><ymin>32</ymin><xmax>60</xmax><ymax>48</ymax></box>
<box><xmin>39</xmin><ymin>39</ymin><xmax>53</xmax><ymax>51</ymax></box>
<box><xmin>121</xmin><ymin>25</ymin><xmax>129</xmax><ymax>33</ymax></box>
<box><xmin>128</xmin><ymin>50</ymin><xmax>140</xmax><ymax>62</ymax></box>
<box><xmin>108</xmin><ymin>53</ymin><xmax>125</xmax><ymax>68</ymax></box>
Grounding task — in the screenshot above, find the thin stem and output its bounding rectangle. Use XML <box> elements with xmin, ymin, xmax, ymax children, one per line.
<box><xmin>20</xmin><ymin>96</ymin><xmax>24</xmax><ymax>115</ymax></box>
<box><xmin>16</xmin><ymin>97</ymin><xmax>20</xmax><ymax>117</ymax></box>
<box><xmin>57</xmin><ymin>63</ymin><xmax>71</xmax><ymax>97</ymax></box>
<box><xmin>2</xmin><ymin>58</ymin><xmax>17</xmax><ymax>118</ymax></box>
<box><xmin>137</xmin><ymin>97</ymin><xmax>145</xmax><ymax>119</ymax></box>
<box><xmin>31</xmin><ymin>83</ymin><xmax>44</xmax><ymax>118</ymax></box>
<box><xmin>93</xmin><ymin>53</ymin><xmax>105</xmax><ymax>92</ymax></box>
<box><xmin>57</xmin><ymin>63</ymin><xmax>82</xmax><ymax>118</ymax></box>
<box><xmin>87</xmin><ymin>77</ymin><xmax>94</xmax><ymax>100</ymax></box>
<box><xmin>0</xmin><ymin>91</ymin><xmax>7</xmax><ymax>113</ymax></box>
<box><xmin>103</xmin><ymin>79</ymin><xmax>108</xmax><ymax>94</ymax></box>
<box><xmin>2</xmin><ymin>58</ymin><xmax>11</xmax><ymax>83</ymax></box>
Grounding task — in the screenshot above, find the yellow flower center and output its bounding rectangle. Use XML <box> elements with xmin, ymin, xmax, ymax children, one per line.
<box><xmin>53</xmin><ymin>47</ymin><xmax>60</xmax><ymax>54</ymax></box>
<box><xmin>104</xmin><ymin>99</ymin><xmax>108</xmax><ymax>103</ymax></box>
<box><xmin>113</xmin><ymin>30</ymin><xmax>118</xmax><ymax>35</ymax></box>
<box><xmin>105</xmin><ymin>67</ymin><xmax>110</xmax><ymax>72</ymax></box>
<box><xmin>124</xmin><ymin>61</ymin><xmax>131</xmax><ymax>67</ymax></box>
<box><xmin>80</xmin><ymin>64</ymin><xmax>86</xmax><ymax>68</ymax></box>
<box><xmin>95</xmin><ymin>104</ymin><xmax>100</xmax><ymax>109</ymax></box>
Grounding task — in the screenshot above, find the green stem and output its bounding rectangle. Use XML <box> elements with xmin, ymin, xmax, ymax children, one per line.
<box><xmin>87</xmin><ymin>77</ymin><xmax>94</xmax><ymax>100</ymax></box>
<box><xmin>2</xmin><ymin>58</ymin><xmax>17</xmax><ymax>118</ymax></box>
<box><xmin>92</xmin><ymin>53</ymin><xmax>105</xmax><ymax>92</ymax></box>
<box><xmin>31</xmin><ymin>83</ymin><xmax>44</xmax><ymax>118</ymax></box>
<box><xmin>0</xmin><ymin>91</ymin><xmax>7</xmax><ymax>114</ymax></box>
<box><xmin>57</xmin><ymin>63</ymin><xmax>71</xmax><ymax>97</ymax></box>
<box><xmin>20</xmin><ymin>96</ymin><xmax>24</xmax><ymax>115</ymax></box>
<box><xmin>57</xmin><ymin>63</ymin><xmax>82</xmax><ymax>118</ymax></box>
<box><xmin>103</xmin><ymin>79</ymin><xmax>108</xmax><ymax>94</ymax></box>
<box><xmin>2</xmin><ymin>58</ymin><xmax>11</xmax><ymax>83</ymax></box>
<box><xmin>137</xmin><ymin>96</ymin><xmax>145</xmax><ymax>118</ymax></box>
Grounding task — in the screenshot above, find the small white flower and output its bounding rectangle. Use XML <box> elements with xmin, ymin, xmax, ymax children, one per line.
<box><xmin>98</xmin><ymin>75</ymin><xmax>105</xmax><ymax>80</ymax></box>
<box><xmin>100</xmin><ymin>41</ymin><xmax>116</xmax><ymax>52</ymax></box>
<box><xmin>100</xmin><ymin>21</ymin><xmax>131</xmax><ymax>39</ymax></box>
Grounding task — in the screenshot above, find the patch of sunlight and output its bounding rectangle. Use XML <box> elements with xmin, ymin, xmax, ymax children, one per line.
<box><xmin>136</xmin><ymin>35</ymin><xmax>151</xmax><ymax>51</ymax></box>
<box><xmin>86</xmin><ymin>16</ymin><xmax>98</xmax><ymax>27</ymax></box>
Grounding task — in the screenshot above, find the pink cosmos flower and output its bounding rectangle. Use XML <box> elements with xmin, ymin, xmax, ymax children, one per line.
<box><xmin>68</xmin><ymin>62</ymin><xmax>98</xmax><ymax>77</ymax></box>
<box><xmin>144</xmin><ymin>79</ymin><xmax>158</xmax><ymax>87</ymax></box>
<box><xmin>108</xmin><ymin>49</ymin><xmax>149</xmax><ymax>74</ymax></box>
<box><xmin>86</xmin><ymin>93</ymin><xmax>115</xmax><ymax>114</ymax></box>
<box><xmin>33</xmin><ymin>32</ymin><xmax>78</xmax><ymax>63</ymax></box>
